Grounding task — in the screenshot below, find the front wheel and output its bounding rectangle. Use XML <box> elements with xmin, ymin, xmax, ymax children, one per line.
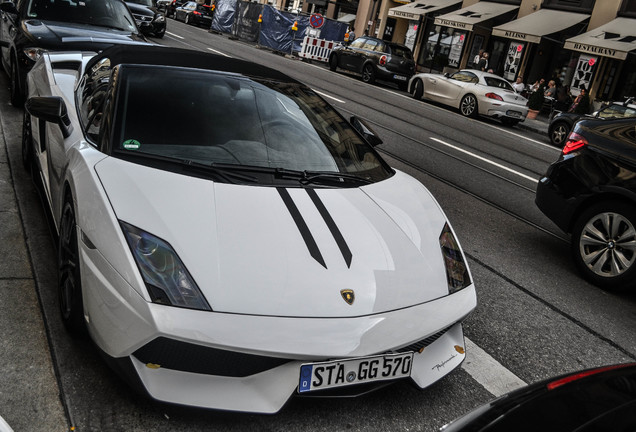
<box><xmin>361</xmin><ymin>64</ymin><xmax>375</xmax><ymax>84</ymax></box>
<box><xmin>58</xmin><ymin>198</ymin><xmax>87</xmax><ymax>336</ymax></box>
<box><xmin>460</xmin><ymin>94</ymin><xmax>478</xmax><ymax>118</ymax></box>
<box><xmin>571</xmin><ymin>201</ymin><xmax>636</xmax><ymax>292</ymax></box>
<box><xmin>10</xmin><ymin>58</ymin><xmax>24</xmax><ymax>108</ymax></box>
<box><xmin>185</xmin><ymin>14</ymin><xmax>191</xmax><ymax>24</ymax></box>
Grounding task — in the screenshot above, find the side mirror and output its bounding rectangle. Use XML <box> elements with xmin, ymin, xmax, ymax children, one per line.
<box><xmin>25</xmin><ymin>96</ymin><xmax>74</xmax><ymax>139</ymax></box>
<box><xmin>0</xmin><ymin>2</ymin><xmax>18</xmax><ymax>14</ymax></box>
<box><xmin>350</xmin><ymin>116</ymin><xmax>382</xmax><ymax>147</ymax></box>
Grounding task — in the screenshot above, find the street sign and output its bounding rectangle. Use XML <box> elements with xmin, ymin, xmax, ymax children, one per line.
<box><xmin>309</xmin><ymin>13</ymin><xmax>324</xmax><ymax>29</ymax></box>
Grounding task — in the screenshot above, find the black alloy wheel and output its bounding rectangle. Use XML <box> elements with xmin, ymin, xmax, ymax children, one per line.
<box><xmin>550</xmin><ymin>122</ymin><xmax>570</xmax><ymax>147</ymax></box>
<box><xmin>185</xmin><ymin>13</ymin><xmax>191</xmax><ymax>24</ymax></box>
<box><xmin>460</xmin><ymin>94</ymin><xmax>478</xmax><ymax>118</ymax></box>
<box><xmin>361</xmin><ymin>64</ymin><xmax>375</xmax><ymax>84</ymax></box>
<box><xmin>571</xmin><ymin>201</ymin><xmax>636</xmax><ymax>292</ymax></box>
<box><xmin>58</xmin><ymin>198</ymin><xmax>87</xmax><ymax>336</ymax></box>
<box><xmin>412</xmin><ymin>79</ymin><xmax>423</xmax><ymax>100</ymax></box>
<box><xmin>21</xmin><ymin>110</ymin><xmax>32</xmax><ymax>170</ymax></box>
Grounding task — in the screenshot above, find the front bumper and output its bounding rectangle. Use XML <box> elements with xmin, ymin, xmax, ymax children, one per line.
<box><xmin>80</xmin><ymin>240</ymin><xmax>476</xmax><ymax>412</ymax></box>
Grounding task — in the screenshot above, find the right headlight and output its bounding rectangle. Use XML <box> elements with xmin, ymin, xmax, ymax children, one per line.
<box><xmin>120</xmin><ymin>221</ymin><xmax>211</xmax><ymax>311</ymax></box>
<box><xmin>439</xmin><ymin>223</ymin><xmax>471</xmax><ymax>294</ymax></box>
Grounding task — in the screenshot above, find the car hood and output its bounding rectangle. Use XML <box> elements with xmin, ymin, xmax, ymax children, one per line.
<box><xmin>23</xmin><ymin>19</ymin><xmax>146</xmax><ymax>49</ymax></box>
<box><xmin>126</xmin><ymin>2</ymin><xmax>159</xmax><ymax>16</ymax></box>
<box><xmin>96</xmin><ymin>158</ymin><xmax>459</xmax><ymax>317</ymax></box>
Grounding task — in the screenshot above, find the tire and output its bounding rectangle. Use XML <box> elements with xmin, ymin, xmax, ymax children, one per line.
<box><xmin>412</xmin><ymin>79</ymin><xmax>423</xmax><ymax>100</ymax></box>
<box><xmin>58</xmin><ymin>198</ymin><xmax>87</xmax><ymax>336</ymax></box>
<box><xmin>21</xmin><ymin>110</ymin><xmax>32</xmax><ymax>171</ymax></box>
<box><xmin>501</xmin><ymin>118</ymin><xmax>520</xmax><ymax>127</ymax></box>
<box><xmin>9</xmin><ymin>57</ymin><xmax>24</xmax><ymax>108</ymax></box>
<box><xmin>329</xmin><ymin>55</ymin><xmax>338</xmax><ymax>72</ymax></box>
<box><xmin>571</xmin><ymin>201</ymin><xmax>636</xmax><ymax>292</ymax></box>
<box><xmin>460</xmin><ymin>94</ymin><xmax>478</xmax><ymax>118</ymax></box>
<box><xmin>185</xmin><ymin>14</ymin><xmax>190</xmax><ymax>24</ymax></box>
<box><xmin>361</xmin><ymin>63</ymin><xmax>375</xmax><ymax>84</ymax></box>
<box><xmin>549</xmin><ymin>121</ymin><xmax>570</xmax><ymax>147</ymax></box>
<box><xmin>154</xmin><ymin>28</ymin><xmax>165</xmax><ymax>38</ymax></box>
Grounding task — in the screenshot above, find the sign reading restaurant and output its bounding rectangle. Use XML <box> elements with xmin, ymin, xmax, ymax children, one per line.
<box><xmin>563</xmin><ymin>41</ymin><xmax>625</xmax><ymax>60</ymax></box>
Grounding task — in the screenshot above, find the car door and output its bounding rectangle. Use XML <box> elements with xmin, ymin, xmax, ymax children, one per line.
<box><xmin>338</xmin><ymin>37</ymin><xmax>366</xmax><ymax>71</ymax></box>
<box><xmin>426</xmin><ymin>70</ymin><xmax>476</xmax><ymax>106</ymax></box>
<box><xmin>0</xmin><ymin>0</ymin><xmax>21</xmax><ymax>71</ymax></box>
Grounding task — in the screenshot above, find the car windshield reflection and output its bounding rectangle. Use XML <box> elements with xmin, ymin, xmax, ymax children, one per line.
<box><xmin>27</xmin><ymin>0</ymin><xmax>137</xmax><ymax>31</ymax></box>
<box><xmin>111</xmin><ymin>66</ymin><xmax>390</xmax><ymax>183</ymax></box>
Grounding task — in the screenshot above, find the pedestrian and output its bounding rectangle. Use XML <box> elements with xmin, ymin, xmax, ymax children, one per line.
<box><xmin>569</xmin><ymin>86</ymin><xmax>590</xmax><ymax>114</ymax></box>
<box><xmin>512</xmin><ymin>77</ymin><xmax>525</xmax><ymax>93</ymax></box>
<box><xmin>554</xmin><ymin>84</ymin><xmax>572</xmax><ymax>111</ymax></box>
<box><xmin>477</xmin><ymin>52</ymin><xmax>489</xmax><ymax>72</ymax></box>
<box><xmin>530</xmin><ymin>78</ymin><xmax>545</xmax><ymax>93</ymax></box>
<box><xmin>544</xmin><ymin>80</ymin><xmax>557</xmax><ymax>98</ymax></box>
<box><xmin>473</xmin><ymin>49</ymin><xmax>484</xmax><ymax>68</ymax></box>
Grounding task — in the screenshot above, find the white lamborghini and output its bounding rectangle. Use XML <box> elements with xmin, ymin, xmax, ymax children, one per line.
<box><xmin>23</xmin><ymin>45</ymin><xmax>477</xmax><ymax>413</ymax></box>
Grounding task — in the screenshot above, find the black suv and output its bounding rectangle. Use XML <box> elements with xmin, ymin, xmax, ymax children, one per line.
<box><xmin>548</xmin><ymin>98</ymin><xmax>636</xmax><ymax>147</ymax></box>
<box><xmin>328</xmin><ymin>36</ymin><xmax>415</xmax><ymax>90</ymax></box>
<box><xmin>125</xmin><ymin>0</ymin><xmax>166</xmax><ymax>38</ymax></box>
<box><xmin>0</xmin><ymin>0</ymin><xmax>147</xmax><ymax>106</ymax></box>
<box><xmin>536</xmin><ymin>116</ymin><xmax>636</xmax><ymax>292</ymax></box>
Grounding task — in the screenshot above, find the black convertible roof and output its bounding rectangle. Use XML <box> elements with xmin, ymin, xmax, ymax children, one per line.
<box><xmin>85</xmin><ymin>44</ymin><xmax>299</xmax><ymax>83</ymax></box>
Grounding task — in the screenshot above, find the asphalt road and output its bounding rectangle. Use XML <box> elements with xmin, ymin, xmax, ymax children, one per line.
<box><xmin>0</xmin><ymin>18</ymin><xmax>634</xmax><ymax>431</ymax></box>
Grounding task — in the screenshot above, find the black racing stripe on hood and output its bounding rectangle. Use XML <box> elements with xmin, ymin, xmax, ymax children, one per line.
<box><xmin>306</xmin><ymin>189</ymin><xmax>352</xmax><ymax>268</ymax></box>
<box><xmin>277</xmin><ymin>188</ymin><xmax>327</xmax><ymax>269</ymax></box>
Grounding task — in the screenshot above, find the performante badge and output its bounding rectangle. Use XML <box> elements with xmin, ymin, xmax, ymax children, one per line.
<box><xmin>340</xmin><ymin>289</ymin><xmax>355</xmax><ymax>305</ymax></box>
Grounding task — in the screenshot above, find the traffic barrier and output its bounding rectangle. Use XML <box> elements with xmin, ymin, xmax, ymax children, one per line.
<box><xmin>298</xmin><ymin>36</ymin><xmax>338</xmax><ymax>62</ymax></box>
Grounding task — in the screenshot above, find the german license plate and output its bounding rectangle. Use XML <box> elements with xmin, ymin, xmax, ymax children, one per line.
<box><xmin>298</xmin><ymin>352</ymin><xmax>413</xmax><ymax>393</ymax></box>
<box><xmin>507</xmin><ymin>110</ymin><xmax>522</xmax><ymax>118</ymax></box>
<box><xmin>393</xmin><ymin>75</ymin><xmax>408</xmax><ymax>81</ymax></box>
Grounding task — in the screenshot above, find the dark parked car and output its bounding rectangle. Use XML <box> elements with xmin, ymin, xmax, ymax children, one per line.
<box><xmin>548</xmin><ymin>97</ymin><xmax>636</xmax><ymax>147</ymax></box>
<box><xmin>0</xmin><ymin>0</ymin><xmax>147</xmax><ymax>106</ymax></box>
<box><xmin>125</xmin><ymin>0</ymin><xmax>166</xmax><ymax>38</ymax></box>
<box><xmin>328</xmin><ymin>36</ymin><xmax>415</xmax><ymax>90</ymax></box>
<box><xmin>174</xmin><ymin>1</ymin><xmax>212</xmax><ymax>27</ymax></box>
<box><xmin>440</xmin><ymin>363</ymin><xmax>636</xmax><ymax>431</ymax></box>
<box><xmin>536</xmin><ymin>116</ymin><xmax>636</xmax><ymax>291</ymax></box>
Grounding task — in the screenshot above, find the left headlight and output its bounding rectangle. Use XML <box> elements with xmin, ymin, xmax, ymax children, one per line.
<box><xmin>155</xmin><ymin>14</ymin><xmax>165</xmax><ymax>22</ymax></box>
<box><xmin>120</xmin><ymin>221</ymin><xmax>211</xmax><ymax>311</ymax></box>
<box><xmin>439</xmin><ymin>223</ymin><xmax>471</xmax><ymax>294</ymax></box>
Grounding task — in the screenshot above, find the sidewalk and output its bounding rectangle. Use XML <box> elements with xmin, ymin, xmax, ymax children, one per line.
<box><xmin>517</xmin><ymin>114</ymin><xmax>549</xmax><ymax>136</ymax></box>
<box><xmin>0</xmin><ymin>79</ymin><xmax>69</xmax><ymax>430</ymax></box>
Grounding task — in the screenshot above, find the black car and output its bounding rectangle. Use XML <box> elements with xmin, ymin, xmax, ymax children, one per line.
<box><xmin>174</xmin><ymin>1</ymin><xmax>212</xmax><ymax>27</ymax></box>
<box><xmin>328</xmin><ymin>36</ymin><xmax>415</xmax><ymax>90</ymax></box>
<box><xmin>536</xmin><ymin>116</ymin><xmax>636</xmax><ymax>291</ymax></box>
<box><xmin>0</xmin><ymin>0</ymin><xmax>147</xmax><ymax>106</ymax></box>
<box><xmin>548</xmin><ymin>98</ymin><xmax>636</xmax><ymax>147</ymax></box>
<box><xmin>440</xmin><ymin>363</ymin><xmax>636</xmax><ymax>431</ymax></box>
<box><xmin>125</xmin><ymin>0</ymin><xmax>166</xmax><ymax>38</ymax></box>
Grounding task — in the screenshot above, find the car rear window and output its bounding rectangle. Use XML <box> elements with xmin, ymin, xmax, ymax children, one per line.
<box><xmin>598</xmin><ymin>104</ymin><xmax>636</xmax><ymax>119</ymax></box>
<box><xmin>388</xmin><ymin>45</ymin><xmax>412</xmax><ymax>59</ymax></box>
<box><xmin>484</xmin><ymin>77</ymin><xmax>514</xmax><ymax>91</ymax></box>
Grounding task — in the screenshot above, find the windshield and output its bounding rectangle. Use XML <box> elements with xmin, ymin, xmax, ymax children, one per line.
<box><xmin>112</xmin><ymin>65</ymin><xmax>391</xmax><ymax>184</ymax></box>
<box><xmin>27</xmin><ymin>0</ymin><xmax>137</xmax><ymax>31</ymax></box>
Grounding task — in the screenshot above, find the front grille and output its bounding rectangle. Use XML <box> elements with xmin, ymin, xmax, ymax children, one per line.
<box><xmin>395</xmin><ymin>324</ymin><xmax>453</xmax><ymax>353</ymax></box>
<box><xmin>133</xmin><ymin>13</ymin><xmax>153</xmax><ymax>22</ymax></box>
<box><xmin>133</xmin><ymin>337</ymin><xmax>290</xmax><ymax>377</ymax></box>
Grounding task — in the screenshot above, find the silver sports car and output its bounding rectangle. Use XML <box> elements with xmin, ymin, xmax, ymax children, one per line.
<box><xmin>408</xmin><ymin>69</ymin><xmax>528</xmax><ymax>126</ymax></box>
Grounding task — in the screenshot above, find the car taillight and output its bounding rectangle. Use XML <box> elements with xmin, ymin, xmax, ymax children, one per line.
<box><xmin>547</xmin><ymin>364</ymin><xmax>634</xmax><ymax>391</ymax></box>
<box><xmin>193</xmin><ymin>10</ymin><xmax>201</xmax><ymax>15</ymax></box>
<box><xmin>485</xmin><ymin>93</ymin><xmax>503</xmax><ymax>101</ymax></box>
<box><xmin>379</xmin><ymin>55</ymin><xmax>387</xmax><ymax>66</ymax></box>
<box><xmin>562</xmin><ymin>132</ymin><xmax>587</xmax><ymax>155</ymax></box>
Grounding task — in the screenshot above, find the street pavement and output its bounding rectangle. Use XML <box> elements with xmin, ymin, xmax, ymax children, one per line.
<box><xmin>0</xmin><ymin>84</ymin><xmax>68</xmax><ymax>429</ymax></box>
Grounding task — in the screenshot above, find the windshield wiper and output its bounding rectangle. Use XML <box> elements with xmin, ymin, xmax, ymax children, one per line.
<box><xmin>116</xmin><ymin>151</ymin><xmax>259</xmax><ymax>183</ymax></box>
<box><xmin>273</xmin><ymin>168</ymin><xmax>372</xmax><ymax>186</ymax></box>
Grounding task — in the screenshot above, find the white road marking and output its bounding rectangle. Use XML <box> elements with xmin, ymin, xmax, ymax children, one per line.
<box><xmin>487</xmin><ymin>124</ymin><xmax>558</xmax><ymax>150</ymax></box>
<box><xmin>207</xmin><ymin>47</ymin><xmax>231</xmax><ymax>57</ymax></box>
<box><xmin>314</xmin><ymin>90</ymin><xmax>345</xmax><ymax>104</ymax></box>
<box><xmin>463</xmin><ymin>337</ymin><xmax>527</xmax><ymax>396</ymax></box>
<box><xmin>430</xmin><ymin>137</ymin><xmax>539</xmax><ymax>183</ymax></box>
<box><xmin>166</xmin><ymin>31</ymin><xmax>184</xmax><ymax>39</ymax></box>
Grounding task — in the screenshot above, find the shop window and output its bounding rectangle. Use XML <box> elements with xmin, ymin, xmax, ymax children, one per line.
<box><xmin>619</xmin><ymin>0</ymin><xmax>636</xmax><ymax>17</ymax></box>
<box><xmin>542</xmin><ymin>0</ymin><xmax>595</xmax><ymax>13</ymax></box>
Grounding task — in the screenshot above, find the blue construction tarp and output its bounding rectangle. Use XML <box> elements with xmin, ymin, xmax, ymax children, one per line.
<box><xmin>258</xmin><ymin>6</ymin><xmax>308</xmax><ymax>53</ymax></box>
<box><xmin>210</xmin><ymin>0</ymin><xmax>237</xmax><ymax>33</ymax></box>
<box><xmin>232</xmin><ymin>2</ymin><xmax>264</xmax><ymax>42</ymax></box>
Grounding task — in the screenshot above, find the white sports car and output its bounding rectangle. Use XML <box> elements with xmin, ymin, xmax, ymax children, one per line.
<box><xmin>23</xmin><ymin>45</ymin><xmax>477</xmax><ymax>413</ymax></box>
<box><xmin>408</xmin><ymin>69</ymin><xmax>528</xmax><ymax>126</ymax></box>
